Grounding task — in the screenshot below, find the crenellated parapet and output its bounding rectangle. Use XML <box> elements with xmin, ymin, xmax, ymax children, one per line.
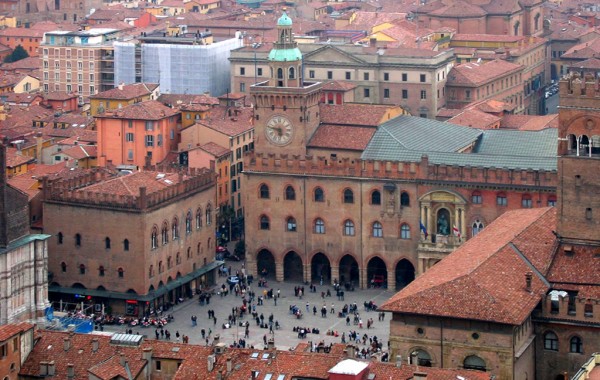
<box><xmin>43</xmin><ymin>167</ymin><xmax>215</xmax><ymax>211</ymax></box>
<box><xmin>245</xmin><ymin>153</ymin><xmax>557</xmax><ymax>189</ymax></box>
<box><xmin>559</xmin><ymin>72</ymin><xmax>600</xmax><ymax>110</ymax></box>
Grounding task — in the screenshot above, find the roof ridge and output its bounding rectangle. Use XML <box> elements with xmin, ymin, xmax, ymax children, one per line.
<box><xmin>378</xmin><ymin>123</ymin><xmax>408</xmax><ymax>150</ymax></box>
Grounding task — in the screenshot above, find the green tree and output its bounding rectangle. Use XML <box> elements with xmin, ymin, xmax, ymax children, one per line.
<box><xmin>3</xmin><ymin>45</ymin><xmax>29</xmax><ymax>63</ymax></box>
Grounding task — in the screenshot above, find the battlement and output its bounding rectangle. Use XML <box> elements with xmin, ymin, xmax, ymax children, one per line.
<box><xmin>43</xmin><ymin>167</ymin><xmax>215</xmax><ymax>211</ymax></box>
<box><xmin>245</xmin><ymin>153</ymin><xmax>557</xmax><ymax>189</ymax></box>
<box><xmin>559</xmin><ymin>73</ymin><xmax>600</xmax><ymax>110</ymax></box>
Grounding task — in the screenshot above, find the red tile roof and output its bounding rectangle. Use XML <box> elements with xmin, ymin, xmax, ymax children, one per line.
<box><xmin>0</xmin><ymin>56</ymin><xmax>41</xmax><ymax>71</ymax></box>
<box><xmin>196</xmin><ymin>106</ymin><xmax>254</xmax><ymax>137</ymax></box>
<box><xmin>5</xmin><ymin>146</ymin><xmax>34</xmax><ymax>168</ymax></box>
<box><xmin>380</xmin><ymin>207</ymin><xmax>557</xmax><ymax>325</ymax></box>
<box><xmin>448</xmin><ymin>59</ymin><xmax>523</xmax><ymax>86</ymax></box>
<box><xmin>76</xmin><ymin>171</ymin><xmax>185</xmax><ymax>197</ymax></box>
<box><xmin>500</xmin><ymin>114</ymin><xmax>558</xmax><ymax>131</ymax></box>
<box><xmin>319</xmin><ymin>103</ymin><xmax>395</xmax><ymax>126</ymax></box>
<box><xmin>97</xmin><ymin>100</ymin><xmax>179</xmax><ymax>121</ymax></box>
<box><xmin>158</xmin><ymin>93</ymin><xmax>220</xmax><ymax>107</ymax></box>
<box><xmin>447</xmin><ymin>109</ymin><xmax>501</xmax><ymax>129</ymax></box>
<box><xmin>61</xmin><ymin>145</ymin><xmax>97</xmax><ymax>160</ymax></box>
<box><xmin>90</xmin><ymin>83</ymin><xmax>159</xmax><ymax>100</ymax></box>
<box><xmin>0</xmin><ymin>322</ymin><xmax>33</xmax><ymax>342</ymax></box>
<box><xmin>0</xmin><ymin>27</ymin><xmax>45</xmax><ymax>38</ymax></box>
<box><xmin>44</xmin><ymin>91</ymin><xmax>79</xmax><ymax>101</ymax></box>
<box><xmin>309</xmin><ymin>125</ymin><xmax>376</xmax><ymax>151</ymax></box>
<box><xmin>321</xmin><ymin>80</ymin><xmax>357</xmax><ymax>92</ymax></box>
<box><xmin>199</xmin><ymin>142</ymin><xmax>230</xmax><ymax>158</ymax></box>
<box><xmin>547</xmin><ymin>245</ymin><xmax>600</xmax><ymax>291</ymax></box>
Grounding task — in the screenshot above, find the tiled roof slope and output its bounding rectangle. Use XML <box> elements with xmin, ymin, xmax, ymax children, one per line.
<box><xmin>380</xmin><ymin>207</ymin><xmax>557</xmax><ymax>325</ymax></box>
<box><xmin>319</xmin><ymin>103</ymin><xmax>397</xmax><ymax>126</ymax></box>
<box><xmin>474</xmin><ymin>128</ymin><xmax>557</xmax><ymax>157</ymax></box>
<box><xmin>196</xmin><ymin>106</ymin><xmax>254</xmax><ymax>136</ymax></box>
<box><xmin>362</xmin><ymin>116</ymin><xmax>557</xmax><ymax>171</ymax></box>
<box><xmin>75</xmin><ymin>171</ymin><xmax>185</xmax><ymax>197</ymax></box>
<box><xmin>0</xmin><ymin>322</ymin><xmax>33</xmax><ymax>342</ymax></box>
<box><xmin>308</xmin><ymin>125</ymin><xmax>377</xmax><ymax>151</ymax></box>
<box><xmin>97</xmin><ymin>100</ymin><xmax>178</xmax><ymax>120</ymax></box>
<box><xmin>448</xmin><ymin>60</ymin><xmax>522</xmax><ymax>86</ymax></box>
<box><xmin>90</xmin><ymin>83</ymin><xmax>158</xmax><ymax>100</ymax></box>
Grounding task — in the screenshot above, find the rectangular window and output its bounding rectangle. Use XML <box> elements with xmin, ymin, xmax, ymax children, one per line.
<box><xmin>383</xmin><ymin>88</ymin><xmax>389</xmax><ymax>98</ymax></box>
<box><xmin>363</xmin><ymin>72</ymin><xmax>369</xmax><ymax>80</ymax></box>
<box><xmin>327</xmin><ymin>71</ymin><xmax>333</xmax><ymax>79</ymax></box>
<box><xmin>309</xmin><ymin>70</ymin><xmax>315</xmax><ymax>79</ymax></box>
<box><xmin>402</xmin><ymin>89</ymin><xmax>408</xmax><ymax>99</ymax></box>
<box><xmin>240</xmin><ymin>82</ymin><xmax>245</xmax><ymax>92</ymax></box>
<box><xmin>364</xmin><ymin>88</ymin><xmax>370</xmax><ymax>98</ymax></box>
<box><xmin>466</xmin><ymin>90</ymin><xmax>471</xmax><ymax>99</ymax></box>
<box><xmin>78</xmin><ymin>73</ymin><xmax>82</xmax><ymax>82</ymax></box>
<box><xmin>345</xmin><ymin>71</ymin><xmax>351</xmax><ymax>80</ymax></box>
<box><xmin>90</xmin><ymin>73</ymin><xmax>94</xmax><ymax>82</ymax></box>
<box><xmin>125</xmin><ymin>133</ymin><xmax>134</xmax><ymax>142</ymax></box>
<box><xmin>257</xmin><ymin>68</ymin><xmax>263</xmax><ymax>76</ymax></box>
<box><xmin>420</xmin><ymin>90</ymin><xmax>427</xmax><ymax>99</ymax></box>
<box><xmin>78</xmin><ymin>61</ymin><xmax>83</xmax><ymax>70</ymax></box>
<box><xmin>145</xmin><ymin>135</ymin><xmax>154</xmax><ymax>147</ymax></box>
<box><xmin>402</xmin><ymin>73</ymin><xmax>407</xmax><ymax>81</ymax></box>
<box><xmin>54</xmin><ymin>72</ymin><xmax>59</xmax><ymax>81</ymax></box>
<box><xmin>240</xmin><ymin>67</ymin><xmax>245</xmax><ymax>75</ymax></box>
<box><xmin>157</xmin><ymin>134</ymin><xmax>163</xmax><ymax>147</ymax></box>
<box><xmin>66</xmin><ymin>84</ymin><xmax>72</xmax><ymax>92</ymax></box>
<box><xmin>384</xmin><ymin>72</ymin><xmax>390</xmax><ymax>81</ymax></box>
<box><xmin>420</xmin><ymin>74</ymin><xmax>426</xmax><ymax>82</ymax></box>
<box><xmin>127</xmin><ymin>149</ymin><xmax>133</xmax><ymax>160</ymax></box>
<box><xmin>497</xmin><ymin>195</ymin><xmax>507</xmax><ymax>206</ymax></box>
<box><xmin>145</xmin><ymin>121</ymin><xmax>154</xmax><ymax>131</ymax></box>
<box><xmin>89</xmin><ymin>86</ymin><xmax>95</xmax><ymax>94</ymax></box>
<box><xmin>156</xmin><ymin>361</ymin><xmax>161</xmax><ymax>371</ymax></box>
<box><xmin>236</xmin><ymin>147</ymin><xmax>242</xmax><ymax>160</ymax></box>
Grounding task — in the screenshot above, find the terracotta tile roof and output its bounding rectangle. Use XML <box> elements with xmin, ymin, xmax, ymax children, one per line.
<box><xmin>435</xmin><ymin>108</ymin><xmax>463</xmax><ymax>118</ymax></box>
<box><xmin>480</xmin><ymin>0</ymin><xmax>522</xmax><ymax>14</ymax></box>
<box><xmin>500</xmin><ymin>114</ymin><xmax>558</xmax><ymax>131</ymax></box>
<box><xmin>0</xmin><ymin>72</ymin><xmax>33</xmax><ymax>88</ymax></box>
<box><xmin>319</xmin><ymin>103</ymin><xmax>394</xmax><ymax>126</ymax></box>
<box><xmin>87</xmin><ymin>8</ymin><xmax>145</xmax><ymax>21</ymax></box>
<box><xmin>347</xmin><ymin>11</ymin><xmax>407</xmax><ymax>30</ymax></box>
<box><xmin>308</xmin><ymin>124</ymin><xmax>376</xmax><ymax>151</ymax></box>
<box><xmin>452</xmin><ymin>34</ymin><xmax>524</xmax><ymax>43</ymax></box>
<box><xmin>199</xmin><ymin>142</ymin><xmax>230</xmax><ymax>158</ymax></box>
<box><xmin>568</xmin><ymin>57</ymin><xmax>600</xmax><ymax>69</ymax></box>
<box><xmin>197</xmin><ymin>106</ymin><xmax>254</xmax><ymax>137</ymax></box>
<box><xmin>0</xmin><ymin>27</ymin><xmax>45</xmax><ymax>38</ymax></box>
<box><xmin>90</xmin><ymin>83</ymin><xmax>159</xmax><ymax>100</ymax></box>
<box><xmin>7</xmin><ymin>174</ymin><xmax>39</xmax><ymax>200</ymax></box>
<box><xmin>97</xmin><ymin>100</ymin><xmax>179</xmax><ymax>121</ymax></box>
<box><xmin>61</xmin><ymin>145</ymin><xmax>97</xmax><ymax>160</ymax></box>
<box><xmin>76</xmin><ymin>171</ymin><xmax>185</xmax><ymax>197</ymax></box>
<box><xmin>447</xmin><ymin>109</ymin><xmax>501</xmax><ymax>129</ymax></box>
<box><xmin>5</xmin><ymin>147</ymin><xmax>34</xmax><ymax>168</ymax></box>
<box><xmin>380</xmin><ymin>207</ymin><xmax>557</xmax><ymax>325</ymax></box>
<box><xmin>44</xmin><ymin>91</ymin><xmax>78</xmax><ymax>101</ymax></box>
<box><xmin>321</xmin><ymin>80</ymin><xmax>357</xmax><ymax>92</ymax></box>
<box><xmin>158</xmin><ymin>93</ymin><xmax>220</xmax><ymax>107</ymax></box>
<box><xmin>0</xmin><ymin>92</ymin><xmax>42</xmax><ymax>105</ymax></box>
<box><xmin>474</xmin><ymin>99</ymin><xmax>516</xmax><ymax>113</ymax></box>
<box><xmin>0</xmin><ymin>322</ymin><xmax>33</xmax><ymax>342</ymax></box>
<box><xmin>0</xmin><ymin>57</ymin><xmax>41</xmax><ymax>71</ymax></box>
<box><xmin>547</xmin><ymin>245</ymin><xmax>600</xmax><ymax>290</ymax></box>
<box><xmin>448</xmin><ymin>59</ymin><xmax>523</xmax><ymax>86</ymax></box>
<box><xmin>87</xmin><ymin>353</ymin><xmax>145</xmax><ymax>380</ymax></box>
<box><xmin>562</xmin><ymin>38</ymin><xmax>600</xmax><ymax>59</ymax></box>
<box><xmin>429</xmin><ymin>0</ymin><xmax>486</xmax><ymax>17</ymax></box>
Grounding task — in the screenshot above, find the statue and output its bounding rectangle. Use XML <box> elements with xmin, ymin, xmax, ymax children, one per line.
<box><xmin>437</xmin><ymin>213</ymin><xmax>449</xmax><ymax>235</ymax></box>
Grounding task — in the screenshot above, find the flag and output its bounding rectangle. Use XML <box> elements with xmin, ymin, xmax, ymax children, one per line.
<box><xmin>419</xmin><ymin>221</ymin><xmax>428</xmax><ymax>238</ymax></box>
<box><xmin>453</xmin><ymin>225</ymin><xmax>461</xmax><ymax>239</ymax></box>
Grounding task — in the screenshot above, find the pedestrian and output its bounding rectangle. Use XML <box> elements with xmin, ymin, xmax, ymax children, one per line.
<box><xmin>263</xmin><ymin>335</ymin><xmax>267</xmax><ymax>345</ymax></box>
<box><xmin>277</xmin><ymin>289</ymin><xmax>280</xmax><ymax>298</ymax></box>
<box><xmin>346</xmin><ymin>316</ymin><xmax>350</xmax><ymax>326</ymax></box>
<box><xmin>214</xmin><ymin>316</ymin><xmax>217</xmax><ymax>326</ymax></box>
<box><xmin>306</xmin><ymin>302</ymin><xmax>310</xmax><ymax>312</ymax></box>
<box><xmin>331</xmin><ymin>304</ymin><xmax>335</xmax><ymax>314</ymax></box>
<box><xmin>313</xmin><ymin>305</ymin><xmax>317</xmax><ymax>316</ymax></box>
<box><xmin>201</xmin><ymin>329</ymin><xmax>206</xmax><ymax>339</ymax></box>
<box><xmin>155</xmin><ymin>329</ymin><xmax>160</xmax><ymax>340</ymax></box>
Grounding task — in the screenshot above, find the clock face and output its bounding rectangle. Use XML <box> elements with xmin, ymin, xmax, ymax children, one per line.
<box><xmin>265</xmin><ymin>116</ymin><xmax>294</xmax><ymax>146</ymax></box>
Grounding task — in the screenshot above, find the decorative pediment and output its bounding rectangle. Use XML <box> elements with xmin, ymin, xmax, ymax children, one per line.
<box><xmin>302</xmin><ymin>45</ymin><xmax>368</xmax><ymax>65</ymax></box>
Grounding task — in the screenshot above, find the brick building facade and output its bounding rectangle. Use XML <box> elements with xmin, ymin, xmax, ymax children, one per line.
<box><xmin>42</xmin><ymin>167</ymin><xmax>218</xmax><ymax>316</ymax></box>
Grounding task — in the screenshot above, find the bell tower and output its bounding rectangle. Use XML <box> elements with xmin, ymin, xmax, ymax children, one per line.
<box><xmin>251</xmin><ymin>11</ymin><xmax>322</xmax><ymax>156</ymax></box>
<box><xmin>556</xmin><ymin>73</ymin><xmax>600</xmax><ymax>243</ymax></box>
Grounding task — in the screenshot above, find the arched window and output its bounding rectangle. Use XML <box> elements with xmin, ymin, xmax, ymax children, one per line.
<box><xmin>371</xmin><ymin>190</ymin><xmax>381</xmax><ymax>205</ymax></box>
<box><xmin>400</xmin><ymin>224</ymin><xmax>411</xmax><ymax>239</ymax></box>
<box><xmin>471</xmin><ymin>190</ymin><xmax>482</xmax><ymax>204</ymax></box>
<box><xmin>285</xmin><ymin>185</ymin><xmax>296</xmax><ymax>200</ymax></box>
<box><xmin>463</xmin><ymin>355</ymin><xmax>486</xmax><ymax>371</ymax></box>
<box><xmin>260</xmin><ymin>184</ymin><xmax>270</xmax><ymax>199</ymax></box>
<box><xmin>314</xmin><ymin>187</ymin><xmax>324</xmax><ymax>202</ymax></box>
<box><xmin>161</xmin><ymin>222</ymin><xmax>169</xmax><ymax>245</ymax></box>
<box><xmin>75</xmin><ymin>233</ymin><xmax>82</xmax><ymax>247</ymax></box>
<box><xmin>260</xmin><ymin>215</ymin><xmax>270</xmax><ymax>230</ymax></box>
<box><xmin>176</xmin><ymin>252</ymin><xmax>181</xmax><ymax>264</ymax></box>
<box><xmin>172</xmin><ymin>217</ymin><xmax>179</xmax><ymax>239</ymax></box>
<box><xmin>123</xmin><ymin>239</ymin><xmax>129</xmax><ymax>251</ymax></box>
<box><xmin>118</xmin><ymin>268</ymin><xmax>124</xmax><ymax>278</ymax></box>
<box><xmin>372</xmin><ymin>221</ymin><xmax>383</xmax><ymax>237</ymax></box>
<box><xmin>151</xmin><ymin>227</ymin><xmax>158</xmax><ymax>249</ymax></box>
<box><xmin>522</xmin><ymin>194</ymin><xmax>532</xmax><ymax>208</ymax></box>
<box><xmin>344</xmin><ymin>220</ymin><xmax>355</xmax><ymax>236</ymax></box>
<box><xmin>58</xmin><ymin>232</ymin><xmax>63</xmax><ymax>244</ymax></box>
<box><xmin>287</xmin><ymin>217</ymin><xmax>297</xmax><ymax>232</ymax></box>
<box><xmin>277</xmin><ymin>68</ymin><xmax>283</xmax><ymax>79</ymax></box>
<box><xmin>400</xmin><ymin>191</ymin><xmax>410</xmax><ymax>206</ymax></box>
<box><xmin>158</xmin><ymin>261</ymin><xmax>164</xmax><ymax>273</ymax></box>
<box><xmin>185</xmin><ymin>211</ymin><xmax>192</xmax><ymax>234</ymax></box>
<box><xmin>570</xmin><ymin>336</ymin><xmax>583</xmax><ymax>353</ymax></box>
<box><xmin>472</xmin><ymin>220</ymin><xmax>484</xmax><ymax>237</ymax></box>
<box><xmin>61</xmin><ymin>262</ymin><xmax>67</xmax><ymax>272</ymax></box>
<box><xmin>196</xmin><ymin>208</ymin><xmax>202</xmax><ymax>229</ymax></box>
<box><xmin>289</xmin><ymin>67</ymin><xmax>295</xmax><ymax>79</ymax></box>
<box><xmin>544</xmin><ymin>331</ymin><xmax>559</xmax><ymax>351</ymax></box>
<box><xmin>149</xmin><ymin>265</ymin><xmax>154</xmax><ymax>278</ymax></box>
<box><xmin>314</xmin><ymin>218</ymin><xmax>325</xmax><ymax>234</ymax></box>
<box><xmin>206</xmin><ymin>205</ymin><xmax>212</xmax><ymax>225</ymax></box>
<box><xmin>496</xmin><ymin>192</ymin><xmax>507</xmax><ymax>206</ymax></box>
<box><xmin>187</xmin><ymin>247</ymin><xmax>191</xmax><ymax>259</ymax></box>
<box><xmin>343</xmin><ymin>189</ymin><xmax>354</xmax><ymax>204</ymax></box>
<box><xmin>197</xmin><ymin>242</ymin><xmax>201</xmax><ymax>255</ymax></box>
<box><xmin>105</xmin><ymin>237</ymin><xmax>111</xmax><ymax>249</ymax></box>
<box><xmin>99</xmin><ymin>266</ymin><xmax>105</xmax><ymax>277</ymax></box>
<box><xmin>167</xmin><ymin>256</ymin><xmax>172</xmax><ymax>269</ymax></box>
<box><xmin>411</xmin><ymin>349</ymin><xmax>432</xmax><ymax>366</ymax></box>
<box><xmin>79</xmin><ymin>264</ymin><xmax>86</xmax><ymax>275</ymax></box>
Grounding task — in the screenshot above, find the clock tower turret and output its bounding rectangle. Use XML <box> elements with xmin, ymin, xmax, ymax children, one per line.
<box><xmin>251</xmin><ymin>11</ymin><xmax>322</xmax><ymax>156</ymax></box>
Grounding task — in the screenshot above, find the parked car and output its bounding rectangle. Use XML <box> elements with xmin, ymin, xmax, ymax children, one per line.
<box><xmin>227</xmin><ymin>275</ymin><xmax>240</xmax><ymax>285</ymax></box>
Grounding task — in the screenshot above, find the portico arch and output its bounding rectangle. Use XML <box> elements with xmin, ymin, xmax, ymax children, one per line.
<box><xmin>395</xmin><ymin>259</ymin><xmax>415</xmax><ymax>290</ymax></box>
<box><xmin>284</xmin><ymin>251</ymin><xmax>303</xmax><ymax>282</ymax></box>
<box><xmin>339</xmin><ymin>254</ymin><xmax>359</xmax><ymax>287</ymax></box>
<box><xmin>257</xmin><ymin>249</ymin><xmax>276</xmax><ymax>279</ymax></box>
<box><xmin>311</xmin><ymin>252</ymin><xmax>331</xmax><ymax>283</ymax></box>
<box><xmin>367</xmin><ymin>256</ymin><xmax>387</xmax><ymax>288</ymax></box>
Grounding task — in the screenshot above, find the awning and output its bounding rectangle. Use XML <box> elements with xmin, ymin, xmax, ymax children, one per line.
<box><xmin>49</xmin><ymin>261</ymin><xmax>224</xmax><ymax>302</ymax></box>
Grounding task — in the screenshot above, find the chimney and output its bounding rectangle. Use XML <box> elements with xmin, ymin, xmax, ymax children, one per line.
<box><xmin>120</xmin><ymin>352</ymin><xmax>126</xmax><ymax>367</ymax></box>
<box><xmin>410</xmin><ymin>352</ymin><xmax>418</xmax><ymax>365</ymax></box>
<box><xmin>267</xmin><ymin>338</ymin><xmax>275</xmax><ymax>350</ymax></box>
<box><xmin>395</xmin><ymin>355</ymin><xmax>402</xmax><ymax>368</ymax></box>
<box><xmin>39</xmin><ymin>361</ymin><xmax>48</xmax><ymax>376</ymax></box>
<box><xmin>36</xmin><ymin>132</ymin><xmax>43</xmax><ymax>162</ymax></box>
<box><xmin>63</xmin><ymin>336</ymin><xmax>71</xmax><ymax>351</ymax></box>
<box><xmin>118</xmin><ymin>82</ymin><xmax>124</xmax><ymax>91</ymax></box>
<box><xmin>48</xmin><ymin>361</ymin><xmax>56</xmax><ymax>376</ymax></box>
<box><xmin>213</xmin><ymin>334</ymin><xmax>220</xmax><ymax>345</ymax></box>
<box><xmin>67</xmin><ymin>364</ymin><xmax>75</xmax><ymax>379</ymax></box>
<box><xmin>92</xmin><ymin>338</ymin><xmax>99</xmax><ymax>353</ymax></box>
<box><xmin>345</xmin><ymin>344</ymin><xmax>356</xmax><ymax>358</ymax></box>
<box><xmin>142</xmin><ymin>347</ymin><xmax>152</xmax><ymax>363</ymax></box>
<box><xmin>251</xmin><ymin>370</ymin><xmax>259</xmax><ymax>380</ymax></box>
<box><xmin>216</xmin><ymin>371</ymin><xmax>223</xmax><ymax>380</ymax></box>
<box><xmin>207</xmin><ymin>354</ymin><xmax>215</xmax><ymax>372</ymax></box>
<box><xmin>413</xmin><ymin>372</ymin><xmax>427</xmax><ymax>379</ymax></box>
<box><xmin>525</xmin><ymin>272</ymin><xmax>533</xmax><ymax>292</ymax></box>
<box><xmin>226</xmin><ymin>356</ymin><xmax>232</xmax><ymax>373</ymax></box>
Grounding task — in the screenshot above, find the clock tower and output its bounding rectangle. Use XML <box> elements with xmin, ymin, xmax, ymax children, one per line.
<box><xmin>251</xmin><ymin>11</ymin><xmax>322</xmax><ymax>156</ymax></box>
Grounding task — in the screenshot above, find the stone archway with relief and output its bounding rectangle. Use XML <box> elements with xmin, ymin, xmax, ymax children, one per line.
<box><xmin>417</xmin><ymin>190</ymin><xmax>467</xmax><ymax>275</ymax></box>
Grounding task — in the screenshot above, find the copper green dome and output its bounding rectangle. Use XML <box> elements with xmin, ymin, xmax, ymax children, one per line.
<box><xmin>277</xmin><ymin>11</ymin><xmax>292</xmax><ymax>26</ymax></box>
<box><xmin>268</xmin><ymin>47</ymin><xmax>302</xmax><ymax>61</ymax></box>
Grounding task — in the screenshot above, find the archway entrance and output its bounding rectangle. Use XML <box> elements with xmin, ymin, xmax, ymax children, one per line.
<box><xmin>311</xmin><ymin>252</ymin><xmax>331</xmax><ymax>284</ymax></box>
<box><xmin>367</xmin><ymin>257</ymin><xmax>387</xmax><ymax>288</ymax></box>
<box><xmin>257</xmin><ymin>249</ymin><xmax>276</xmax><ymax>279</ymax></box>
<box><xmin>395</xmin><ymin>259</ymin><xmax>415</xmax><ymax>290</ymax></box>
<box><xmin>339</xmin><ymin>254</ymin><xmax>359</xmax><ymax>288</ymax></box>
<box><xmin>284</xmin><ymin>251</ymin><xmax>303</xmax><ymax>282</ymax></box>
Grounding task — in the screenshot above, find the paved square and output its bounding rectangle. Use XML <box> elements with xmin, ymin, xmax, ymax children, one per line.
<box><xmin>102</xmin><ymin>259</ymin><xmax>395</xmax><ymax>353</ymax></box>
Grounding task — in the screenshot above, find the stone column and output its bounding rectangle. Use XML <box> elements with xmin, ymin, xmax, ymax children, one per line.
<box><xmin>425</xmin><ymin>203</ymin><xmax>432</xmax><ymax>242</ymax></box>
<box><xmin>247</xmin><ymin>257</ymin><xmax>257</xmax><ymax>278</ymax></box>
<box><xmin>330</xmin><ymin>266</ymin><xmax>339</xmax><ymax>285</ymax></box>
<box><xmin>460</xmin><ymin>207</ymin><xmax>466</xmax><ymax>240</ymax></box>
<box><xmin>387</xmin><ymin>270</ymin><xmax>395</xmax><ymax>291</ymax></box>
<box><xmin>359</xmin><ymin>267</ymin><xmax>368</xmax><ymax>289</ymax></box>
<box><xmin>304</xmin><ymin>263</ymin><xmax>311</xmax><ymax>284</ymax></box>
<box><xmin>275</xmin><ymin>262</ymin><xmax>284</xmax><ymax>282</ymax></box>
<box><xmin>417</xmin><ymin>257</ymin><xmax>424</xmax><ymax>275</ymax></box>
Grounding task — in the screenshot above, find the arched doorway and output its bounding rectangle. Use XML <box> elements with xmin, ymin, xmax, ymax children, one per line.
<box><xmin>339</xmin><ymin>254</ymin><xmax>359</xmax><ymax>287</ymax></box>
<box><xmin>311</xmin><ymin>252</ymin><xmax>331</xmax><ymax>283</ymax></box>
<box><xmin>367</xmin><ymin>257</ymin><xmax>387</xmax><ymax>288</ymax></box>
<box><xmin>257</xmin><ymin>249</ymin><xmax>276</xmax><ymax>279</ymax></box>
<box><xmin>395</xmin><ymin>259</ymin><xmax>415</xmax><ymax>290</ymax></box>
<box><xmin>284</xmin><ymin>251</ymin><xmax>303</xmax><ymax>282</ymax></box>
